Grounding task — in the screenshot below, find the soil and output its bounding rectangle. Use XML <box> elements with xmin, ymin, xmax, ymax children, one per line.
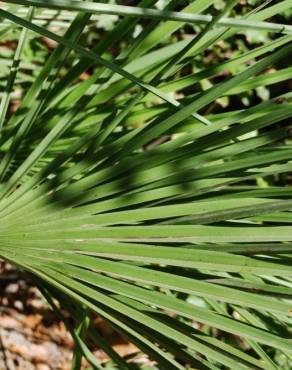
<box><xmin>0</xmin><ymin>263</ymin><xmax>144</xmax><ymax>370</ymax></box>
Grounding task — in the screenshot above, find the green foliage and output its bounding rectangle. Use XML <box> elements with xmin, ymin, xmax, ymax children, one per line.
<box><xmin>0</xmin><ymin>1</ymin><xmax>292</xmax><ymax>369</ymax></box>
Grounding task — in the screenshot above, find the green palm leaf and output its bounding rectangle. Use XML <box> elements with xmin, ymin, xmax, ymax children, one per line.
<box><xmin>0</xmin><ymin>1</ymin><xmax>291</xmax><ymax>369</ymax></box>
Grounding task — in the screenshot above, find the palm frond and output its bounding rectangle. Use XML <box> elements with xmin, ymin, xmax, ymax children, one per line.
<box><xmin>0</xmin><ymin>1</ymin><xmax>292</xmax><ymax>369</ymax></box>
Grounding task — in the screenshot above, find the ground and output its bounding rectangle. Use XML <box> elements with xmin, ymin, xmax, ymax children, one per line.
<box><xmin>0</xmin><ymin>263</ymin><xmax>145</xmax><ymax>370</ymax></box>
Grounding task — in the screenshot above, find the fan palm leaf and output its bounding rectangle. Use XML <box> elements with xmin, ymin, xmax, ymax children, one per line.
<box><xmin>0</xmin><ymin>1</ymin><xmax>291</xmax><ymax>368</ymax></box>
